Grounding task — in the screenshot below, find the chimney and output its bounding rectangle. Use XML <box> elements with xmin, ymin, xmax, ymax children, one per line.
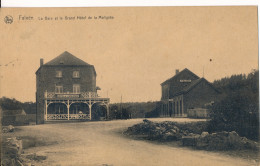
<box><xmin>176</xmin><ymin>69</ymin><xmax>179</xmax><ymax>75</ymax></box>
<box><xmin>40</xmin><ymin>58</ymin><xmax>44</xmax><ymax>66</ymax></box>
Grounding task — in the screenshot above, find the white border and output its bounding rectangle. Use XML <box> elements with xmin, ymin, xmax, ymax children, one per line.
<box><xmin>1</xmin><ymin>0</ymin><xmax>259</xmax><ymax>7</ymax></box>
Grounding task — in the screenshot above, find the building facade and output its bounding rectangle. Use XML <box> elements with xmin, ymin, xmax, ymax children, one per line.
<box><xmin>160</xmin><ymin>68</ymin><xmax>219</xmax><ymax>117</ymax></box>
<box><xmin>35</xmin><ymin>51</ymin><xmax>109</xmax><ymax>124</ymax></box>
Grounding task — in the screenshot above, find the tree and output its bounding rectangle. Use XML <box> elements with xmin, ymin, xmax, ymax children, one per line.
<box><xmin>0</xmin><ymin>97</ymin><xmax>23</xmax><ymax>110</ymax></box>
<box><xmin>208</xmin><ymin>70</ymin><xmax>259</xmax><ymax>140</ymax></box>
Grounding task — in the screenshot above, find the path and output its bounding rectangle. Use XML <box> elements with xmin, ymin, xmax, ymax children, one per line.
<box><xmin>14</xmin><ymin>118</ymin><xmax>256</xmax><ymax>166</ymax></box>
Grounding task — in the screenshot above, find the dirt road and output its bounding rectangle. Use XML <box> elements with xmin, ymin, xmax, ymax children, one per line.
<box><xmin>14</xmin><ymin>118</ymin><xmax>256</xmax><ymax>166</ymax></box>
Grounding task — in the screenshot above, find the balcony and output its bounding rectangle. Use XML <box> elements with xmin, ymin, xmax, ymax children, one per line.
<box><xmin>44</xmin><ymin>91</ymin><xmax>99</xmax><ymax>99</ymax></box>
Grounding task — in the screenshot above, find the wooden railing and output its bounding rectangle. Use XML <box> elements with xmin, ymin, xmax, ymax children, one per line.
<box><xmin>45</xmin><ymin>91</ymin><xmax>98</xmax><ymax>99</ymax></box>
<box><xmin>69</xmin><ymin>114</ymin><xmax>90</xmax><ymax>120</ymax></box>
<box><xmin>47</xmin><ymin>114</ymin><xmax>68</xmax><ymax>120</ymax></box>
<box><xmin>47</xmin><ymin>114</ymin><xmax>90</xmax><ymax>120</ymax></box>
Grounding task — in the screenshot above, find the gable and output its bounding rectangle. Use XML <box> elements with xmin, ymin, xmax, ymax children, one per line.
<box><xmin>36</xmin><ymin>51</ymin><xmax>96</xmax><ymax>75</ymax></box>
<box><xmin>161</xmin><ymin>68</ymin><xmax>200</xmax><ymax>86</ymax></box>
<box><xmin>162</xmin><ymin>69</ymin><xmax>200</xmax><ymax>97</ymax></box>
<box><xmin>185</xmin><ymin>78</ymin><xmax>219</xmax><ymax>95</ymax></box>
<box><xmin>44</xmin><ymin>51</ymin><xmax>90</xmax><ymax>66</ymax></box>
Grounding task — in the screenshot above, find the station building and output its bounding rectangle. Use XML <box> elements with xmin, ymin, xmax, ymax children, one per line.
<box><xmin>160</xmin><ymin>68</ymin><xmax>219</xmax><ymax>117</ymax></box>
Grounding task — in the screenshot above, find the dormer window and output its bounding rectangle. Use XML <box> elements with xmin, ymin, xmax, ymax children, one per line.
<box><xmin>56</xmin><ymin>71</ymin><xmax>62</xmax><ymax>78</ymax></box>
<box><xmin>73</xmin><ymin>71</ymin><xmax>80</xmax><ymax>78</ymax></box>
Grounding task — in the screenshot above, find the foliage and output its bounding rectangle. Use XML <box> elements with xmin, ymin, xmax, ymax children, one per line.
<box><xmin>0</xmin><ymin>97</ymin><xmax>36</xmax><ymax>114</ymax></box>
<box><xmin>109</xmin><ymin>101</ymin><xmax>158</xmax><ymax>119</ymax></box>
<box><xmin>109</xmin><ymin>105</ymin><xmax>131</xmax><ymax>119</ymax></box>
<box><xmin>208</xmin><ymin>70</ymin><xmax>259</xmax><ymax>140</ymax></box>
<box><xmin>0</xmin><ymin>97</ymin><xmax>23</xmax><ymax>110</ymax></box>
<box><xmin>145</xmin><ymin>102</ymin><xmax>161</xmax><ymax>118</ymax></box>
<box><xmin>92</xmin><ymin>104</ymin><xmax>107</xmax><ymax>120</ymax></box>
<box><xmin>21</xmin><ymin>102</ymin><xmax>36</xmax><ymax>114</ymax></box>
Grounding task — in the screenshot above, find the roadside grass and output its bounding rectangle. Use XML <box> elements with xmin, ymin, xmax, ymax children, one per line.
<box><xmin>1</xmin><ymin>126</ymin><xmax>59</xmax><ymax>165</ymax></box>
<box><xmin>18</xmin><ymin>135</ymin><xmax>58</xmax><ymax>149</ymax></box>
<box><xmin>2</xmin><ymin>127</ymin><xmax>58</xmax><ymax>149</ymax></box>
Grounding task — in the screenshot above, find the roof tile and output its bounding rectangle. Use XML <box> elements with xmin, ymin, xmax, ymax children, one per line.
<box><xmin>44</xmin><ymin>51</ymin><xmax>90</xmax><ymax>66</ymax></box>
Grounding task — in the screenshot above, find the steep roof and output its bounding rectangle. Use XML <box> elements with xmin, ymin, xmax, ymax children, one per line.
<box><xmin>172</xmin><ymin>78</ymin><xmax>219</xmax><ymax>97</ymax></box>
<box><xmin>161</xmin><ymin>68</ymin><xmax>200</xmax><ymax>85</ymax></box>
<box><xmin>182</xmin><ymin>78</ymin><xmax>203</xmax><ymax>92</ymax></box>
<box><xmin>44</xmin><ymin>51</ymin><xmax>90</xmax><ymax>66</ymax></box>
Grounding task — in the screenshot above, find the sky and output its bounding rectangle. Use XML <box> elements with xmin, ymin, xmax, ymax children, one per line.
<box><xmin>0</xmin><ymin>7</ymin><xmax>258</xmax><ymax>103</ymax></box>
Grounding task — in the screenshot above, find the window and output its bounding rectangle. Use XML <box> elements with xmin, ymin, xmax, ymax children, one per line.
<box><xmin>55</xmin><ymin>85</ymin><xmax>63</xmax><ymax>94</ymax></box>
<box><xmin>73</xmin><ymin>84</ymin><xmax>80</xmax><ymax>93</ymax></box>
<box><xmin>73</xmin><ymin>71</ymin><xmax>80</xmax><ymax>78</ymax></box>
<box><xmin>56</xmin><ymin>71</ymin><xmax>62</xmax><ymax>78</ymax></box>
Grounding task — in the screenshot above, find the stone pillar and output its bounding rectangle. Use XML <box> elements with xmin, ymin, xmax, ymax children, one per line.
<box><xmin>175</xmin><ymin>100</ymin><xmax>177</xmax><ymax>116</ymax></box>
<box><xmin>167</xmin><ymin>100</ymin><xmax>169</xmax><ymax>117</ymax></box>
<box><xmin>182</xmin><ymin>95</ymin><xmax>184</xmax><ymax>116</ymax></box>
<box><xmin>177</xmin><ymin>99</ymin><xmax>179</xmax><ymax>116</ymax></box>
<box><xmin>179</xmin><ymin>99</ymin><xmax>181</xmax><ymax>116</ymax></box>
<box><xmin>163</xmin><ymin>104</ymin><xmax>165</xmax><ymax>117</ymax></box>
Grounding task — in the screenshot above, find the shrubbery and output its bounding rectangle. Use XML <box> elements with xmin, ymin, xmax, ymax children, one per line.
<box><xmin>0</xmin><ymin>97</ymin><xmax>36</xmax><ymax>114</ymax></box>
<box><xmin>145</xmin><ymin>102</ymin><xmax>161</xmax><ymax>118</ymax></box>
<box><xmin>109</xmin><ymin>102</ymin><xmax>158</xmax><ymax>119</ymax></box>
<box><xmin>0</xmin><ymin>97</ymin><xmax>23</xmax><ymax>110</ymax></box>
<box><xmin>208</xmin><ymin>70</ymin><xmax>259</xmax><ymax>140</ymax></box>
<box><xmin>109</xmin><ymin>105</ymin><xmax>131</xmax><ymax>119</ymax></box>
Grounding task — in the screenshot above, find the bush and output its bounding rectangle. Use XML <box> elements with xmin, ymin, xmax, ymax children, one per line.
<box><xmin>208</xmin><ymin>69</ymin><xmax>259</xmax><ymax>141</ymax></box>
<box><xmin>0</xmin><ymin>97</ymin><xmax>23</xmax><ymax>110</ymax></box>
<box><xmin>208</xmin><ymin>91</ymin><xmax>259</xmax><ymax>140</ymax></box>
<box><xmin>145</xmin><ymin>102</ymin><xmax>161</xmax><ymax>118</ymax></box>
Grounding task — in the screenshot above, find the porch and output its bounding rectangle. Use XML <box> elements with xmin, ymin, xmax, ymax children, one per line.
<box><xmin>161</xmin><ymin>96</ymin><xmax>186</xmax><ymax>117</ymax></box>
<box><xmin>44</xmin><ymin>91</ymin><xmax>110</xmax><ymax>121</ymax></box>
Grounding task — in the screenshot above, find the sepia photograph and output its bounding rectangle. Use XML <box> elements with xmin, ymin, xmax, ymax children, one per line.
<box><xmin>0</xmin><ymin>6</ymin><xmax>259</xmax><ymax>166</ymax></box>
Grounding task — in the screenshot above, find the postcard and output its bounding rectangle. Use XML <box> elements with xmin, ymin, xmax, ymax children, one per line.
<box><xmin>0</xmin><ymin>7</ymin><xmax>259</xmax><ymax>166</ymax></box>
